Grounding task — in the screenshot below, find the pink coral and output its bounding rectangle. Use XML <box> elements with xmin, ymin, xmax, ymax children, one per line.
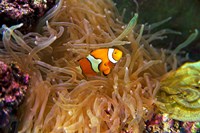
<box><xmin>0</xmin><ymin>61</ymin><xmax>29</xmax><ymax>129</ymax></box>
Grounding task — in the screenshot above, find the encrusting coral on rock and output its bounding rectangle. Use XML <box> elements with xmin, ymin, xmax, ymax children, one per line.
<box><xmin>0</xmin><ymin>61</ymin><xmax>29</xmax><ymax>132</ymax></box>
<box><xmin>0</xmin><ymin>0</ymin><xmax>56</xmax><ymax>33</ymax></box>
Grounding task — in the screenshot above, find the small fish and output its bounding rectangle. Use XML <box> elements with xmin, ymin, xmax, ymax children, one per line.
<box><xmin>78</xmin><ymin>48</ymin><xmax>123</xmax><ymax>76</ymax></box>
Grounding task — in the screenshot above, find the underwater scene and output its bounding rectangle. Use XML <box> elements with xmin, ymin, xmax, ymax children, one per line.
<box><xmin>0</xmin><ymin>0</ymin><xmax>200</xmax><ymax>132</ymax></box>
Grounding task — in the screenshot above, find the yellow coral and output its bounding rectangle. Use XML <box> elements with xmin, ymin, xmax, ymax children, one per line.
<box><xmin>156</xmin><ymin>61</ymin><xmax>200</xmax><ymax>121</ymax></box>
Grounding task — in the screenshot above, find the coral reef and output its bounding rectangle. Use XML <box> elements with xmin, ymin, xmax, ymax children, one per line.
<box><xmin>156</xmin><ymin>61</ymin><xmax>200</xmax><ymax>122</ymax></box>
<box><xmin>144</xmin><ymin>113</ymin><xmax>200</xmax><ymax>133</ymax></box>
<box><xmin>0</xmin><ymin>61</ymin><xmax>29</xmax><ymax>132</ymax></box>
<box><xmin>0</xmin><ymin>0</ymin><xmax>199</xmax><ymax>132</ymax></box>
<box><xmin>0</xmin><ymin>0</ymin><xmax>56</xmax><ymax>33</ymax></box>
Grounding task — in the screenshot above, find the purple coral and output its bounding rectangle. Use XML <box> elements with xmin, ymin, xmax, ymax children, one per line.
<box><xmin>0</xmin><ymin>0</ymin><xmax>56</xmax><ymax>33</ymax></box>
<box><xmin>0</xmin><ymin>61</ymin><xmax>29</xmax><ymax>129</ymax></box>
<box><xmin>144</xmin><ymin>113</ymin><xmax>200</xmax><ymax>133</ymax></box>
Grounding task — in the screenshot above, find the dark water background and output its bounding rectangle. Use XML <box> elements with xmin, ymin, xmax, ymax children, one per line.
<box><xmin>114</xmin><ymin>0</ymin><xmax>200</xmax><ymax>61</ymax></box>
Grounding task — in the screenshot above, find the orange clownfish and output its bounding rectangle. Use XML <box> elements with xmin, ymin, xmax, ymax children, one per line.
<box><xmin>78</xmin><ymin>48</ymin><xmax>123</xmax><ymax>76</ymax></box>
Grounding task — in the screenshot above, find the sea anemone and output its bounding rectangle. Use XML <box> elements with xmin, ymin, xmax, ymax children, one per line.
<box><xmin>0</xmin><ymin>0</ymin><xmax>197</xmax><ymax>132</ymax></box>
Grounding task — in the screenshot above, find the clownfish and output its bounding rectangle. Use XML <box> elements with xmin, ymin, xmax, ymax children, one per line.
<box><xmin>78</xmin><ymin>48</ymin><xmax>123</xmax><ymax>76</ymax></box>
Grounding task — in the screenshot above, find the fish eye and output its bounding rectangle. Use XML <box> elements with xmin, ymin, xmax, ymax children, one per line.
<box><xmin>104</xmin><ymin>63</ymin><xmax>107</xmax><ymax>66</ymax></box>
